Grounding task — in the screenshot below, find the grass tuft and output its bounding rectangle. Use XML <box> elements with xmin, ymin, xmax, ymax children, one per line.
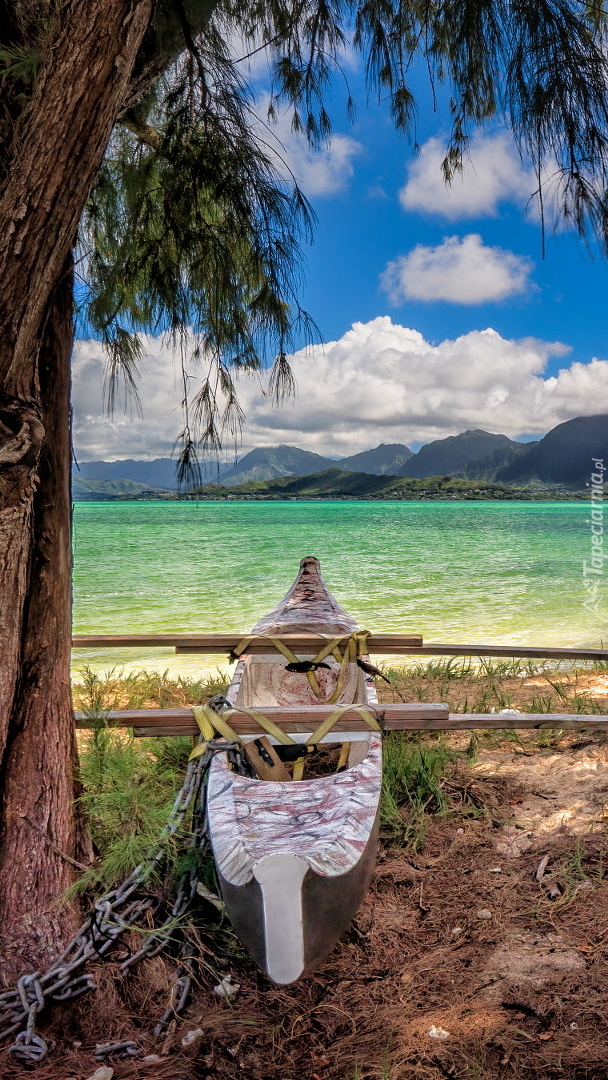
<box><xmin>378</xmin><ymin>657</ymin><xmax>608</xmax><ymax>719</ymax></box>
<box><xmin>381</xmin><ymin>733</ymin><xmax>457</xmax><ymax>847</ymax></box>
<box><xmin>72</xmin><ymin>667</ymin><xmax>227</xmax><ymax>896</ymax></box>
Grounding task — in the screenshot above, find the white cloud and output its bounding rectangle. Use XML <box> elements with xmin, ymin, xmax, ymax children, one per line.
<box><xmin>283</xmin><ymin>130</ymin><xmax>363</xmax><ymax>196</ymax></box>
<box><xmin>399</xmin><ymin>131</ymin><xmax>567</xmax><ymax>228</ymax></box>
<box><xmin>72</xmin><ymin>338</ymin><xmax>191</xmax><ymax>462</ymax></box>
<box><xmin>380</xmin><ymin>234</ymin><xmax>533</xmax><ymax>305</ymax></box>
<box><xmin>72</xmin><ymin>317</ymin><xmax>608</xmax><ymax>461</ymax></box>
<box><xmin>400</xmin><ymin>133</ymin><xmax>536</xmax><ymax>219</ymax></box>
<box><xmin>254</xmin><ymin>98</ymin><xmax>363</xmax><ymax>196</ymax></box>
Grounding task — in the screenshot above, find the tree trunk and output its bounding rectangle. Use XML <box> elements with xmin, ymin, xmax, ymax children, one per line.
<box><xmin>0</xmin><ymin>0</ymin><xmax>152</xmax><ymax>982</ymax></box>
<box><xmin>0</xmin><ymin>255</ymin><xmax>80</xmax><ymax>978</ymax></box>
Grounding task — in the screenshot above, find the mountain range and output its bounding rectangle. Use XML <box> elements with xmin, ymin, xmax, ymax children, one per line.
<box><xmin>73</xmin><ymin>442</ymin><xmax>415</xmax><ymax>494</ymax></box>
<box><xmin>72</xmin><ymin>414</ymin><xmax>608</xmax><ymax>497</ymax></box>
<box><xmin>495</xmin><ymin>415</ymin><xmax>608</xmax><ymax>488</ymax></box>
<box><xmin>397</xmin><ymin>429</ymin><xmax>527</xmax><ymax>479</ymax></box>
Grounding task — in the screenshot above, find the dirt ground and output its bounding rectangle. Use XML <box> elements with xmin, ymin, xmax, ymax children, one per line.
<box><xmin>6</xmin><ymin>668</ymin><xmax>608</xmax><ymax>1080</ymax></box>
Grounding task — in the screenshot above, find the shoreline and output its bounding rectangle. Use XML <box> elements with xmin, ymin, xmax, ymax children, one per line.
<box><xmin>73</xmin><ymin>491</ymin><xmax>588</xmax><ymax>503</ymax></box>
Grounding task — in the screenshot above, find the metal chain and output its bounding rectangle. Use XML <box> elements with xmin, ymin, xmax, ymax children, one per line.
<box><xmin>0</xmin><ymin>739</ymin><xmax>237</xmax><ymax>1065</ymax></box>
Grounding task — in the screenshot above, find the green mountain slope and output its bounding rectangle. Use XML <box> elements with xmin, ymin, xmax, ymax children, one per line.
<box><xmin>219</xmin><ymin>445</ymin><xmax>335</xmax><ymax>485</ymax></box>
<box><xmin>399</xmin><ymin>429</ymin><xmax>519</xmax><ymax>478</ymax></box>
<box><xmin>497</xmin><ymin>414</ymin><xmax>608</xmax><ymax>487</ymax></box>
<box><xmin>190</xmin><ymin>468</ymin><xmax>535</xmax><ymax>500</ymax></box>
<box><xmin>72</xmin><ymin>477</ymin><xmax>171</xmax><ymax>499</ymax></box>
<box><xmin>339</xmin><ymin>443</ymin><xmax>414</xmax><ymax>475</ymax></box>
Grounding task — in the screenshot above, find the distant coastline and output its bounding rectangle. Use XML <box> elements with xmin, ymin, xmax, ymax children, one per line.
<box><xmin>73</xmin><ymin>469</ymin><xmax>587</xmax><ymax>503</ymax></box>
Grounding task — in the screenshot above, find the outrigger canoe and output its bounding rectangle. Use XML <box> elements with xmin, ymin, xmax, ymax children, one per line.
<box><xmin>205</xmin><ymin>556</ymin><xmax>383</xmax><ymax>984</ymax></box>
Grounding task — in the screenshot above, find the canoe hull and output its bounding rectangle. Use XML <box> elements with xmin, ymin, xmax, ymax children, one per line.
<box><xmin>205</xmin><ymin>556</ymin><xmax>382</xmax><ymax>983</ymax></box>
<box><xmin>217</xmin><ymin>813</ymin><xmax>379</xmax><ymax>983</ymax></box>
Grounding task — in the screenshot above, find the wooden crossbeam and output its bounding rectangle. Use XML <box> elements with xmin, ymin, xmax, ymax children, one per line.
<box><xmin>74</xmin><ymin>702</ymin><xmax>448</xmax><ymax>737</ymax></box>
<box><xmin>440</xmin><ymin>713</ymin><xmax>608</xmax><ymax>729</ymax></box>
<box><xmin>71</xmin><ymin>633</ymin><xmax>608</xmax><ymax>662</ymax></box>
<box><xmin>410</xmin><ymin>644</ymin><xmax>608</xmax><ymax>661</ymax></box>
<box><xmin>443</xmin><ymin>712</ymin><xmax>608</xmax><ymax>731</ymax></box>
<box><xmin>73</xmin><ymin>704</ymin><xmax>608</xmax><ymax>738</ymax></box>
<box><xmin>72</xmin><ymin>632</ymin><xmax>424</xmax><ymax>652</ymax></box>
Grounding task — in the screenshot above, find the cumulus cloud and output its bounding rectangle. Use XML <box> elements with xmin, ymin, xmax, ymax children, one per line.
<box><xmin>251</xmin><ymin>95</ymin><xmax>363</xmax><ymax>196</ymax></box>
<box><xmin>281</xmin><ymin>129</ymin><xmax>363</xmax><ymax>196</ymax></box>
<box><xmin>399</xmin><ymin>131</ymin><xmax>567</xmax><ymax>228</ymax></box>
<box><xmin>380</xmin><ymin>234</ymin><xmax>533</xmax><ymax>305</ymax></box>
<box><xmin>72</xmin><ymin>339</ymin><xmax>191</xmax><ymax>462</ymax></box>
<box><xmin>72</xmin><ymin>317</ymin><xmax>608</xmax><ymax>460</ymax></box>
<box><xmin>400</xmin><ymin>133</ymin><xmax>536</xmax><ymax>219</ymax></box>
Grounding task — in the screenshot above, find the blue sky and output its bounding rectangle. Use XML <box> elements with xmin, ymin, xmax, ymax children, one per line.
<box><xmin>72</xmin><ymin>51</ymin><xmax>608</xmax><ymax>461</ymax></box>
<box><xmin>295</xmin><ymin>69</ymin><xmax>608</xmax><ymax>368</ymax></box>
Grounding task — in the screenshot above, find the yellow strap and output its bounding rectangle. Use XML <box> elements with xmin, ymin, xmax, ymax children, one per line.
<box><xmin>228</xmin><ymin>631</ymin><xmax>374</xmax><ymax>707</ymax></box>
<box><xmin>323</xmin><ymin>630</ymin><xmax>371</xmax><ymax>704</ymax></box>
<box><xmin>294</xmin><ymin>702</ymin><xmax>381</xmax><ymax>778</ymax></box>
<box><xmin>223</xmin><ymin>707</ymin><xmax>297</xmax><ymax>746</ymax></box>
<box><xmin>306</xmin><ymin>704</ymin><xmax>382</xmax><ymax>746</ymax></box>
<box><xmin>325</xmin><ymin>636</ymin><xmax>354</xmax><ymax>704</ymax></box>
<box><xmin>337</xmin><ymin>743</ymin><xmax>350</xmax><ymax>771</ymax></box>
<box><xmin>192</xmin><ymin>629</ymin><xmax>377</xmax><ymax>761</ymax></box>
<box><xmin>191</xmin><ymin>701</ymin><xmax>297</xmax><ymax>744</ymax></box>
<box><xmin>268</xmin><ymin>637</ymin><xmax>323</xmax><ymax>699</ymax></box>
<box><xmin>189</xmin><ymin>703</ymin><xmax>213</xmax><ymax>761</ymax></box>
<box><xmin>267</xmin><ymin>638</ymin><xmax>299</xmax><ymax>664</ymax></box>
<box><xmin>292</xmin><ymin>756</ymin><xmax>305</xmax><ymax>781</ymax></box>
<box><xmin>307</xmin><ymin>635</ymin><xmax>347</xmax><ymax>664</ymax></box>
<box><xmin>192</xmin><ymin>704</ymin><xmax>217</xmax><ymax>740</ymax></box>
<box><xmin>229</xmin><ymin>636</ymin><xmax>255</xmax><ymax>661</ymax></box>
<box><xmin>254</xmin><ymin>632</ymin><xmax>372</xmax><ymax>703</ymax></box>
<box><xmin>269</xmin><ymin>630</ymin><xmax>372</xmax><ymax>705</ymax></box>
<box><xmin>189</xmin><ymin>741</ymin><xmax>209</xmax><ymax>761</ymax></box>
<box><xmin>189</xmin><ymin>704</ymin><xmax>243</xmax><ymax>759</ymax></box>
<box><xmin>189</xmin><ymin>696</ymin><xmax>381</xmax><ymax>767</ymax></box>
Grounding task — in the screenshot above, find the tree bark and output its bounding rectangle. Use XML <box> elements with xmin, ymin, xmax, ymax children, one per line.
<box><xmin>0</xmin><ymin>255</ymin><xmax>80</xmax><ymax>977</ymax></box>
<box><xmin>0</xmin><ymin>0</ymin><xmax>152</xmax><ymax>982</ymax></box>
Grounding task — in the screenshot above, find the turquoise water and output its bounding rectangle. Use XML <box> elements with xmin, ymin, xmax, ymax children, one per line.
<box><xmin>72</xmin><ymin>500</ymin><xmax>602</xmax><ymax>677</ymax></box>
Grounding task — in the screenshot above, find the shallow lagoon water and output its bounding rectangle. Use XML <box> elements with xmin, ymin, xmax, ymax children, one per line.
<box><xmin>72</xmin><ymin>500</ymin><xmax>602</xmax><ymax>678</ymax></box>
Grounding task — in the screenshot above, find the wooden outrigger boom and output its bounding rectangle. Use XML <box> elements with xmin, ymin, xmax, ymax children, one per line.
<box><xmin>73</xmin><ymin>704</ymin><xmax>608</xmax><ymax>738</ymax></box>
<box><xmin>74</xmin><ymin>702</ymin><xmax>449</xmax><ymax>736</ymax></box>
<box><xmin>72</xmin><ymin>632</ymin><xmax>608</xmax><ymax>663</ymax></box>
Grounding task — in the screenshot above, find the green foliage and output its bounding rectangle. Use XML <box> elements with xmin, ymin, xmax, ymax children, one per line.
<box><xmin>76</xmin><ymin>720</ymin><xmax>192</xmax><ymax>893</ymax></box>
<box><xmin>73</xmin><ymin>0</ymin><xmax>608</xmax><ymax>470</ymax></box>
<box><xmin>0</xmin><ymin>43</ymin><xmax>41</xmax><ymax>158</ymax></box>
<box><xmin>189</xmin><ymin>470</ymin><xmax>536</xmax><ymax>500</ymax></box>
<box><xmin>377</xmin><ymin>656</ymin><xmax>608</xmax><ymax>722</ymax></box>
<box><xmin>381</xmin><ymin>733</ymin><xmax>456</xmax><ymax>846</ymax></box>
<box><xmin>236</xmin><ymin>0</ymin><xmax>608</xmax><ymax>245</ymax></box>
<box><xmin>76</xmin><ymin>665</ymin><xmax>122</xmax><ymax>714</ymax></box>
<box><xmin>3</xmin><ymin>0</ymin><xmax>608</xmax><ymax>475</ymax></box>
<box><xmin>570</xmin><ymin>694</ymin><xmax>605</xmax><ymax>714</ymax></box>
<box><xmin>0</xmin><ymin>43</ymin><xmax>41</xmax><ymax>84</ymax></box>
<box><xmin>73</xmin><ymin>665</ymin><xmax>229</xmax><ymax>710</ymax></box>
<box><xmin>529</xmin><ymin>692</ymin><xmax>564</xmax><ymax>713</ymax></box>
<box><xmin>81</xmin><ymin>33</ymin><xmax>318</xmax><ymax>469</ymax></box>
<box><xmin>561</xmin><ymin>840</ymin><xmax>606</xmax><ymax>885</ymax></box>
<box><xmin>72</xmin><ymin>666</ymin><xmax>229</xmax><ymax>894</ymax></box>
